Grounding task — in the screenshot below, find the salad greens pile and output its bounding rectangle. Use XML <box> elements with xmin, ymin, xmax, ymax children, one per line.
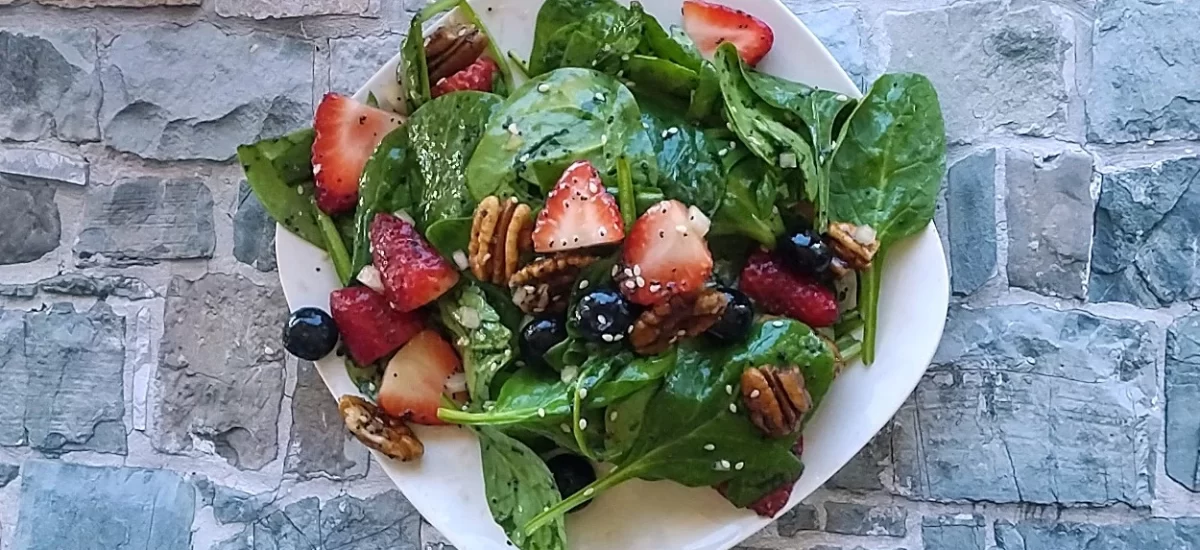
<box><xmin>237</xmin><ymin>0</ymin><xmax>945</xmax><ymax>548</ymax></box>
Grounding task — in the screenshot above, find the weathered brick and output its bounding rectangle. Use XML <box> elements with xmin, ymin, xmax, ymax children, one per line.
<box><xmin>284</xmin><ymin>361</ymin><xmax>369</xmax><ymax>481</ymax></box>
<box><xmin>995</xmin><ymin>518</ymin><xmax>1200</xmax><ymax>549</ymax></box>
<box><xmin>0</xmin><ymin>174</ymin><xmax>60</xmax><ymax>265</ymax></box>
<box><xmin>0</xmin><ymin>27</ymin><xmax>101</xmax><ymax>142</ymax></box>
<box><xmin>828</xmin><ymin>426</ymin><xmax>891</xmax><ymax>492</ymax></box>
<box><xmin>946</xmin><ymin>149</ymin><xmax>997</xmax><ymax>295</ymax></box>
<box><xmin>75</xmin><ymin>177</ymin><xmax>215</xmax><ymax>267</ymax></box>
<box><xmin>775</xmin><ymin>503</ymin><xmax>819</xmax><ymax>537</ymax></box>
<box><xmin>1167</xmin><ymin>313</ymin><xmax>1200</xmax><ymax>492</ymax></box>
<box><xmin>214</xmin><ymin>491</ymin><xmax>422</xmax><ymax>550</ymax></box>
<box><xmin>215</xmin><ymin>0</ymin><xmax>372</xmax><ymax>19</ymax></box>
<box><xmin>924</xmin><ymin>514</ymin><xmax>986</xmax><ymax>550</ymax></box>
<box><xmin>823</xmin><ymin>502</ymin><xmax>907</xmax><ymax>537</ymax></box>
<box><xmin>329</xmin><ymin>33</ymin><xmax>406</xmax><ymax>96</ymax></box>
<box><xmin>37</xmin><ymin>0</ymin><xmax>198</xmax><ymax>6</ymax></box>
<box><xmin>0</xmin><ymin>147</ymin><xmax>88</xmax><ymax>186</ymax></box>
<box><xmin>1005</xmin><ymin>149</ymin><xmax>1093</xmax><ymax>299</ymax></box>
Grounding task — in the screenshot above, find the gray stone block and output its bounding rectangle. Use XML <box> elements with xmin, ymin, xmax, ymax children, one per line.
<box><xmin>0</xmin><ymin>463</ymin><xmax>18</xmax><ymax>487</ymax></box>
<box><xmin>828</xmin><ymin>425</ymin><xmax>890</xmax><ymax>492</ymax></box>
<box><xmin>12</xmin><ymin>460</ymin><xmax>194</xmax><ymax>550</ymax></box>
<box><xmin>330</xmin><ymin>33</ymin><xmax>406</xmax><ymax>96</ymax></box>
<box><xmin>1167</xmin><ymin>313</ymin><xmax>1200</xmax><ymax>492</ymax></box>
<box><xmin>100</xmin><ymin>23</ymin><xmax>313</xmax><ymax>161</ymax></box>
<box><xmin>0</xmin><ymin>310</ymin><xmax>26</xmax><ymax>444</ymax></box>
<box><xmin>882</xmin><ymin>2</ymin><xmax>1072</xmax><ymax>143</ymax></box>
<box><xmin>0</xmin><ymin>284</ymin><xmax>38</xmax><ymax>298</ymax></box>
<box><xmin>893</xmin><ymin>305</ymin><xmax>1156</xmax><ymax>506</ymax></box>
<box><xmin>233</xmin><ymin>182</ymin><xmax>278</xmax><ymax>272</ymax></box>
<box><xmin>0</xmin><ymin>147</ymin><xmax>88</xmax><ymax>185</ymax></box>
<box><xmin>794</xmin><ymin>6</ymin><xmax>867</xmax><ymax>89</ymax></box>
<box><xmin>0</xmin><ymin>175</ymin><xmax>61</xmax><ymax>265</ymax></box>
<box><xmin>39</xmin><ymin>0</ymin><xmax>199</xmax><ymax>6</ymax></box>
<box><xmin>214</xmin><ymin>491</ymin><xmax>421</xmax><ymax>550</ymax></box>
<box><xmin>823</xmin><ymin>502</ymin><xmax>906</xmax><ymax>537</ymax></box>
<box><xmin>923</xmin><ymin>514</ymin><xmax>986</xmax><ymax>550</ymax></box>
<box><xmin>995</xmin><ymin>518</ymin><xmax>1200</xmax><ymax>550</ymax></box>
<box><xmin>285</xmin><ymin>361</ymin><xmax>369</xmax><ymax>480</ymax></box>
<box><xmin>1089</xmin><ymin>155</ymin><xmax>1200</xmax><ymax>307</ymax></box>
<box><xmin>1088</xmin><ymin>0</ymin><xmax>1200</xmax><ymax>143</ymax></box>
<box><xmin>152</xmin><ymin>274</ymin><xmax>287</xmax><ymax>470</ymax></box>
<box><xmin>946</xmin><ymin>149</ymin><xmax>997</xmax><ymax>295</ymax></box>
<box><xmin>215</xmin><ymin>0</ymin><xmax>371</xmax><ymax>19</ymax></box>
<box><xmin>0</xmin><ymin>28</ymin><xmax>101</xmax><ymax>142</ymax></box>
<box><xmin>1005</xmin><ymin>149</ymin><xmax>1093</xmax><ymax>299</ymax></box>
<box><xmin>75</xmin><ymin>177</ymin><xmax>215</xmax><ymax>267</ymax></box>
<box><xmin>775</xmin><ymin>503</ymin><xmax>818</xmax><ymax>537</ymax></box>
<box><xmin>38</xmin><ymin>273</ymin><xmax>155</xmax><ymax>300</ymax></box>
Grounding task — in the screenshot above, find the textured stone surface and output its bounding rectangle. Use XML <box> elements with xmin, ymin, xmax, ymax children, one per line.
<box><xmin>100</xmin><ymin>23</ymin><xmax>313</xmax><ymax>161</ymax></box>
<box><xmin>893</xmin><ymin>305</ymin><xmax>1156</xmax><ymax>506</ymax></box>
<box><xmin>1088</xmin><ymin>0</ymin><xmax>1200</xmax><ymax>143</ymax></box>
<box><xmin>0</xmin><ymin>175</ymin><xmax>61</xmax><ymax>265</ymax></box>
<box><xmin>1090</xmin><ymin>155</ymin><xmax>1200</xmax><ymax>307</ymax></box>
<box><xmin>0</xmin><ymin>463</ymin><xmax>18</xmax><ymax>487</ymax></box>
<box><xmin>214</xmin><ymin>491</ymin><xmax>422</xmax><ymax>550</ymax></box>
<box><xmin>12</xmin><ymin>460</ymin><xmax>194</xmax><ymax>550</ymax></box>
<box><xmin>1005</xmin><ymin>149</ymin><xmax>1093</xmax><ymax>299</ymax></box>
<box><xmin>923</xmin><ymin>515</ymin><xmax>986</xmax><ymax>550</ymax></box>
<box><xmin>285</xmin><ymin>361</ymin><xmax>369</xmax><ymax>481</ymax></box>
<box><xmin>38</xmin><ymin>273</ymin><xmax>155</xmax><ymax>300</ymax></box>
<box><xmin>0</xmin><ymin>284</ymin><xmax>38</xmax><ymax>298</ymax></box>
<box><xmin>775</xmin><ymin>503</ymin><xmax>819</xmax><ymax>536</ymax></box>
<box><xmin>794</xmin><ymin>6</ymin><xmax>867</xmax><ymax>89</ymax></box>
<box><xmin>0</xmin><ymin>303</ymin><xmax>126</xmax><ymax>454</ymax></box>
<box><xmin>1167</xmin><ymin>313</ymin><xmax>1200</xmax><ymax>492</ymax></box>
<box><xmin>75</xmin><ymin>177</ymin><xmax>215</xmax><ymax>266</ymax></box>
<box><xmin>824</xmin><ymin>502</ymin><xmax>907</xmax><ymax>537</ymax></box>
<box><xmin>233</xmin><ymin>182</ymin><xmax>277</xmax><ymax>272</ymax></box>
<box><xmin>882</xmin><ymin>2</ymin><xmax>1072</xmax><ymax>142</ymax></box>
<box><xmin>828</xmin><ymin>427</ymin><xmax>890</xmax><ymax>492</ymax></box>
<box><xmin>946</xmin><ymin>149</ymin><xmax>997</xmax><ymax>295</ymax></box>
<box><xmin>0</xmin><ymin>147</ymin><xmax>88</xmax><ymax>185</ymax></box>
<box><xmin>153</xmin><ymin>273</ymin><xmax>287</xmax><ymax>470</ymax></box>
<box><xmin>329</xmin><ymin>33</ymin><xmax>406</xmax><ymax>96</ymax></box>
<box><xmin>215</xmin><ymin>0</ymin><xmax>371</xmax><ymax>19</ymax></box>
<box><xmin>995</xmin><ymin>518</ymin><xmax>1200</xmax><ymax>549</ymax></box>
<box><xmin>40</xmin><ymin>0</ymin><xmax>199</xmax><ymax>5</ymax></box>
<box><xmin>0</xmin><ymin>27</ymin><xmax>101</xmax><ymax>142</ymax></box>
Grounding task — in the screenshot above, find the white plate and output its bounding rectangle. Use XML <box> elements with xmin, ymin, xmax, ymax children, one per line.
<box><xmin>276</xmin><ymin>1</ymin><xmax>950</xmax><ymax>548</ymax></box>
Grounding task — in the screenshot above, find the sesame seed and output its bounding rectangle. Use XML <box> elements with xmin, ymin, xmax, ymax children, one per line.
<box><xmin>721</xmin><ymin>460</ymin><xmax>731</xmax><ymax>469</ymax></box>
<box><xmin>714</xmin><ymin>460</ymin><xmax>730</xmax><ymax>471</ymax></box>
<box><xmin>835</xmin><ymin>94</ymin><xmax>849</xmax><ymax>102</ymax></box>
<box><xmin>594</xmin><ymin>93</ymin><xmax>606</xmax><ymax>102</ymax></box>
<box><xmin>627</xmin><ymin>325</ymin><xmax>634</xmax><ymax>334</ymax></box>
<box><xmin>598</xmin><ymin>314</ymin><xmax>608</xmax><ymax>324</ymax></box>
<box><xmin>610</xmin><ymin>410</ymin><xmax>618</xmax><ymax>421</ymax></box>
<box><xmin>544</xmin><ymin>506</ymin><xmax>550</xmax><ymax>512</ymax></box>
<box><xmin>624</xmin><ymin>267</ymin><xmax>634</xmax><ymax>277</ymax></box>
<box><xmin>621</xmin><ymin>54</ymin><xmax>630</xmax><ymax>61</ymax></box>
<box><xmin>632</xmin><ymin>265</ymin><xmax>642</xmax><ymax>276</ymax></box>
<box><xmin>579</xmin><ymin>418</ymin><xmax>589</xmax><ymax>430</ymax></box>
<box><xmin>772</xmin><ymin>320</ymin><xmax>785</xmax><ymax>328</ymax></box>
<box><xmin>507</xmin><ymin>123</ymin><xmax>520</xmax><ymax>135</ymax></box>
<box><xmin>538</xmin><ymin>408</ymin><xmax>546</xmax><ymax>418</ymax></box>
<box><xmin>649</xmin><ymin>283</ymin><xmax>661</xmax><ymax>293</ymax></box>
<box><xmin>462</xmin><ymin>405</ymin><xmax>469</xmax><ymax>411</ymax></box>
<box><xmin>589</xmin><ymin>182</ymin><xmax>599</xmax><ymax>193</ymax></box>
<box><xmin>519</xmin><ymin>154</ymin><xmax>531</xmax><ymax>163</ymax></box>
<box><xmin>675</xmin><ymin>225</ymin><xmax>688</xmax><ymax>233</ymax></box>
<box><xmin>675</xmin><ymin>329</ymin><xmax>686</xmax><ymax>337</ymax></box>
<box><xmin>578</xmin><ymin>279</ymin><xmax>590</xmax><ymax>290</ymax></box>
<box><xmin>643</xmin><ymin>122</ymin><xmax>651</xmax><ymax>129</ymax></box>
<box><xmin>729</xmin><ymin>141</ymin><xmax>737</xmax><ymax>149</ymax></box>
<box><xmin>718</xmin><ymin>148</ymin><xmax>728</xmax><ymax>157</ymax></box>
<box><xmin>602</xmin><ymin>333</ymin><xmax>615</xmax><ymax>342</ymax></box>
<box><xmin>561</xmin><ymin>423</ymin><xmax>571</xmax><ymax>433</ymax></box>
<box><xmin>636</xmin><ymin>276</ymin><xmax>645</xmax><ymax>287</ymax></box>
<box><xmin>624</xmin><ymin>280</ymin><xmax>636</xmax><ymax>289</ymax></box>
<box><xmin>584</xmin><ymin>487</ymin><xmax>595</xmax><ymax>496</ymax></box>
<box><xmin>538</xmin><ymin>83</ymin><xmax>551</xmax><ymax>93</ymax></box>
<box><xmin>661</xmin><ymin>130</ymin><xmax>671</xmax><ymax>139</ymax></box>
<box><xmin>613</xmin><ymin>333</ymin><xmax>624</xmax><ymax>341</ymax></box>
<box><xmin>704</xmin><ymin>443</ymin><xmax>716</xmax><ymax>451</ymax></box>
<box><xmin>735</xmin><ymin>462</ymin><xmax>745</xmax><ymax>471</ymax></box>
<box><xmin>579</xmin><ymin>388</ymin><xmax>588</xmax><ymax>399</ymax></box>
<box><xmin>750</xmin><ymin>389</ymin><xmax>761</xmax><ymax>399</ymax></box>
<box><xmin>725</xmin><ymin>385</ymin><xmax>733</xmax><ymax>395</ymax></box>
<box><xmin>729</xmin><ymin>403</ymin><xmax>738</xmax><ymax>413</ymax></box>
<box><xmin>667</xmin><ymin>127</ymin><xmax>679</xmax><ymax>136</ymax></box>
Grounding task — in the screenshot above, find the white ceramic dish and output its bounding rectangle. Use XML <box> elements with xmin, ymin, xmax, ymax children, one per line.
<box><xmin>276</xmin><ymin>1</ymin><xmax>950</xmax><ymax>548</ymax></box>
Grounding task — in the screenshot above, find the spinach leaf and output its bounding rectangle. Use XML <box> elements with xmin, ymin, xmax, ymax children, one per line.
<box><xmin>437</xmin><ymin>282</ymin><xmax>515</xmax><ymax>402</ymax></box>
<box><xmin>351</xmin><ymin>128</ymin><xmax>410</xmax><ymax>274</ymax></box>
<box><xmin>828</xmin><ymin>73</ymin><xmax>946</xmax><ymax>364</ymax></box>
<box><xmin>400</xmin><ymin>0</ymin><xmax>513</xmax><ymax>112</ymax></box>
<box><xmin>624</xmin><ymin>55</ymin><xmax>699</xmax><ymax>100</ymax></box>
<box><xmin>529</xmin><ymin>0</ymin><xmax>642</xmax><ymax>76</ymax></box>
<box><xmin>477</xmin><ymin>426</ymin><xmax>568</xmax><ymax>550</ymax></box>
<box><xmin>467</xmin><ymin>68</ymin><xmax>654</xmax><ymax>202</ymax></box>
<box><xmin>587</xmin><ymin>349</ymin><xmax>675</xmax><ymax>407</ymax></box>
<box><xmin>688</xmin><ymin>61</ymin><xmax>723</xmax><ymax>122</ymax></box>
<box><xmin>441</xmin><ymin>366</ymin><xmax>572</xmax><ymax>427</ymax></box>
<box><xmin>710</xmin><ymin>156</ymin><xmax>785</xmax><ymax>246</ymax></box>
<box><xmin>544</xmin><ymin>336</ymin><xmax>589</xmax><ymax>372</ymax></box>
<box><xmin>634</xmin><ymin>2</ymin><xmax>702</xmax><ymax>72</ymax></box>
<box><xmin>408</xmin><ymin>91</ymin><xmax>505</xmax><ymax>226</ymax></box>
<box><xmin>425</xmin><ymin>216</ymin><xmax>473</xmax><ymax>259</ymax></box>
<box><xmin>237</xmin><ymin>128</ymin><xmax>323</xmax><ymax>248</ymax></box>
<box><xmin>638</xmin><ymin>98</ymin><xmax>725</xmax><ymax>214</ymax></box>
<box><xmin>603</xmin><ymin>383</ymin><xmax>658</xmax><ymax>462</ymax></box>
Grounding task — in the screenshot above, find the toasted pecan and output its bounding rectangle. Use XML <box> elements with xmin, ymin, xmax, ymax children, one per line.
<box><xmin>629</xmin><ymin>289</ymin><xmax>727</xmax><ymax>355</ymax></box>
<box><xmin>740</xmin><ymin>366</ymin><xmax>813</xmax><ymax>438</ymax></box>
<box><xmin>509</xmin><ymin>253</ymin><xmax>598</xmax><ymax>314</ymax></box>
<box><xmin>338</xmin><ymin>395</ymin><xmax>424</xmax><ymax>461</ymax></box>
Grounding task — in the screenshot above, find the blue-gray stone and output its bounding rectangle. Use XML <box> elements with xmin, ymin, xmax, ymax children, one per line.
<box><xmin>1167</xmin><ymin>313</ymin><xmax>1200</xmax><ymax>492</ymax></box>
<box><xmin>823</xmin><ymin>501</ymin><xmax>906</xmax><ymax>537</ymax></box>
<box><xmin>330</xmin><ymin>33</ymin><xmax>405</xmax><ymax>97</ymax></box>
<box><xmin>892</xmin><ymin>304</ymin><xmax>1156</xmax><ymax>506</ymax></box>
<box><xmin>214</xmin><ymin>491</ymin><xmax>421</xmax><ymax>550</ymax></box>
<box><xmin>0</xmin><ymin>146</ymin><xmax>89</xmax><ymax>186</ymax></box>
<box><xmin>775</xmin><ymin>503</ymin><xmax>818</xmax><ymax>537</ymax></box>
<box><xmin>923</xmin><ymin>514</ymin><xmax>986</xmax><ymax>550</ymax></box>
<box><xmin>100</xmin><ymin>23</ymin><xmax>313</xmax><ymax>161</ymax></box>
<box><xmin>792</xmin><ymin>6</ymin><xmax>868</xmax><ymax>89</ymax></box>
<box><xmin>285</xmin><ymin>361</ymin><xmax>369</xmax><ymax>481</ymax></box>
<box><xmin>12</xmin><ymin>460</ymin><xmax>194</xmax><ymax>550</ymax></box>
<box><xmin>995</xmin><ymin>518</ymin><xmax>1200</xmax><ymax>550</ymax></box>
<box><xmin>0</xmin><ymin>303</ymin><xmax>126</xmax><ymax>454</ymax></box>
<box><xmin>233</xmin><ymin>182</ymin><xmax>277</xmax><ymax>272</ymax></box>
<box><xmin>1088</xmin><ymin>0</ymin><xmax>1200</xmax><ymax>143</ymax></box>
<box><xmin>0</xmin><ymin>174</ymin><xmax>60</xmax><ymax>265</ymax></box>
<box><xmin>212</xmin><ymin>485</ymin><xmax>276</xmax><ymax>525</ymax></box>
<box><xmin>1005</xmin><ymin>149</ymin><xmax>1093</xmax><ymax>299</ymax></box>
<box><xmin>0</xmin><ymin>28</ymin><xmax>101</xmax><ymax>142</ymax></box>
<box><xmin>1089</xmin><ymin>155</ymin><xmax>1200</xmax><ymax>307</ymax></box>
<box><xmin>828</xmin><ymin>425</ymin><xmax>891</xmax><ymax>492</ymax></box>
<box><xmin>946</xmin><ymin>149</ymin><xmax>997</xmax><ymax>295</ymax></box>
<box><xmin>0</xmin><ymin>463</ymin><xmax>18</xmax><ymax>487</ymax></box>
<box><xmin>75</xmin><ymin>177</ymin><xmax>215</xmax><ymax>267</ymax></box>
<box><xmin>38</xmin><ymin>273</ymin><xmax>155</xmax><ymax>300</ymax></box>
<box><xmin>0</xmin><ymin>284</ymin><xmax>38</xmax><ymax>298</ymax></box>
<box><xmin>153</xmin><ymin>274</ymin><xmax>286</xmax><ymax>470</ymax></box>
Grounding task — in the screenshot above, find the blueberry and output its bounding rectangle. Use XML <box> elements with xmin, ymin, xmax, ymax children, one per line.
<box><xmin>573</xmin><ymin>289</ymin><xmax>635</xmax><ymax>343</ymax></box>
<box><xmin>778</xmin><ymin>229</ymin><xmax>832</xmax><ymax>275</ymax></box>
<box><xmin>521</xmin><ymin>315</ymin><xmax>567</xmax><ymax>365</ymax></box>
<box><xmin>707</xmin><ymin>287</ymin><xmax>755</xmax><ymax>343</ymax></box>
<box><xmin>546</xmin><ymin>454</ymin><xmax>597</xmax><ymax>510</ymax></box>
<box><xmin>283</xmin><ymin>307</ymin><xmax>339</xmax><ymax>361</ymax></box>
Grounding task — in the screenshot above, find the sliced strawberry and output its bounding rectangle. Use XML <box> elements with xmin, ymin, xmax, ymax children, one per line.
<box><xmin>312</xmin><ymin>93</ymin><xmax>404</xmax><ymax>215</ymax></box>
<box><xmin>682</xmin><ymin>0</ymin><xmax>775</xmax><ymax>66</ymax></box>
<box><xmin>532</xmin><ymin>160</ymin><xmax>626</xmax><ymax>253</ymax></box>
<box><xmin>748</xmin><ymin>482</ymin><xmax>793</xmax><ymax>518</ymax></box>
<box><xmin>739</xmin><ymin>250</ymin><xmax>839</xmax><ymax>327</ymax></box>
<box><xmin>378</xmin><ymin>330</ymin><xmax>462</xmax><ymax>425</ymax></box>
<box><xmin>620</xmin><ymin>200</ymin><xmax>713</xmax><ymax>305</ymax></box>
<box><xmin>432</xmin><ymin>56</ymin><xmax>499</xmax><ymax>98</ymax></box>
<box><xmin>370</xmin><ymin>213</ymin><xmax>460</xmax><ymax>312</ymax></box>
<box><xmin>329</xmin><ymin>287</ymin><xmax>425</xmax><ymax>365</ymax></box>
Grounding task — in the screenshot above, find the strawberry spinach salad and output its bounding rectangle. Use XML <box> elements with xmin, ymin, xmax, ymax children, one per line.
<box><xmin>245</xmin><ymin>0</ymin><xmax>946</xmax><ymax>548</ymax></box>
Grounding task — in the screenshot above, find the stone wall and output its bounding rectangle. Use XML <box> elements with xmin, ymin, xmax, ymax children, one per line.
<box><xmin>0</xmin><ymin>0</ymin><xmax>1196</xmax><ymax>549</ymax></box>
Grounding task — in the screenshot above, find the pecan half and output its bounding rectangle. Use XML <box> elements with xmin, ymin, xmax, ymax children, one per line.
<box><xmin>425</xmin><ymin>24</ymin><xmax>490</xmax><ymax>83</ymax></box>
<box><xmin>509</xmin><ymin>253</ymin><xmax>598</xmax><ymax>314</ymax></box>
<box><xmin>630</xmin><ymin>289</ymin><xmax>728</xmax><ymax>355</ymax></box>
<box><xmin>338</xmin><ymin>395</ymin><xmax>424</xmax><ymax>461</ymax></box>
<box><xmin>827</xmin><ymin>222</ymin><xmax>880</xmax><ymax>277</ymax></box>
<box><xmin>741</xmin><ymin>365</ymin><xmax>813</xmax><ymax>438</ymax></box>
<box><xmin>470</xmin><ymin>196</ymin><xmax>533</xmax><ymax>285</ymax></box>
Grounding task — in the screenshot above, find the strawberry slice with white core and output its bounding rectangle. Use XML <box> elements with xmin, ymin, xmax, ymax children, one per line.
<box><xmin>312</xmin><ymin>93</ymin><xmax>404</xmax><ymax>215</ymax></box>
<box><xmin>532</xmin><ymin>160</ymin><xmax>626</xmax><ymax>253</ymax></box>
<box><xmin>378</xmin><ymin>330</ymin><xmax>462</xmax><ymax>425</ymax></box>
<box><xmin>682</xmin><ymin>0</ymin><xmax>776</xmax><ymax>67</ymax></box>
<box><xmin>620</xmin><ymin>200</ymin><xmax>714</xmax><ymax>306</ymax></box>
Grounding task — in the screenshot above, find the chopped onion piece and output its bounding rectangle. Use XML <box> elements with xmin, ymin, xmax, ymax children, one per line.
<box><xmin>444</xmin><ymin>372</ymin><xmax>467</xmax><ymax>394</ymax></box>
<box><xmin>853</xmin><ymin>224</ymin><xmax>877</xmax><ymax>245</ymax></box>
<box><xmin>356</xmin><ymin>265</ymin><xmax>385</xmax><ymax>293</ymax></box>
<box><xmin>687</xmin><ymin>205</ymin><xmax>712</xmax><ymax>237</ymax></box>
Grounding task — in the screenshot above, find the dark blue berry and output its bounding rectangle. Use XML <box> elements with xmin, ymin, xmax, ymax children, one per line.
<box><xmin>546</xmin><ymin>453</ymin><xmax>596</xmax><ymax>510</ymax></box>
<box><xmin>521</xmin><ymin>315</ymin><xmax>567</xmax><ymax>365</ymax></box>
<box><xmin>283</xmin><ymin>307</ymin><xmax>339</xmax><ymax>361</ymax></box>
<box><xmin>707</xmin><ymin>287</ymin><xmax>755</xmax><ymax>343</ymax></box>
<box><xmin>778</xmin><ymin>229</ymin><xmax>832</xmax><ymax>275</ymax></box>
<box><xmin>573</xmin><ymin>289</ymin><xmax>635</xmax><ymax>343</ymax></box>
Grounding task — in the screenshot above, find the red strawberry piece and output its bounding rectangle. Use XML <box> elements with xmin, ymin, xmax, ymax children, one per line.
<box><xmin>532</xmin><ymin>160</ymin><xmax>626</xmax><ymax>254</ymax></box>
<box><xmin>682</xmin><ymin>0</ymin><xmax>775</xmax><ymax>66</ymax></box>
<box><xmin>739</xmin><ymin>250</ymin><xmax>838</xmax><ymax>327</ymax></box>
<box><xmin>620</xmin><ymin>200</ymin><xmax>713</xmax><ymax>306</ymax></box>
<box><xmin>378</xmin><ymin>330</ymin><xmax>462</xmax><ymax>425</ymax></box>
<box><xmin>329</xmin><ymin>286</ymin><xmax>425</xmax><ymax>365</ymax></box>
<box><xmin>312</xmin><ymin>93</ymin><xmax>405</xmax><ymax>215</ymax></box>
<box><xmin>370</xmin><ymin>213</ymin><xmax>460</xmax><ymax>312</ymax></box>
<box><xmin>432</xmin><ymin>56</ymin><xmax>500</xmax><ymax>98</ymax></box>
<box><xmin>748</xmin><ymin>482</ymin><xmax>794</xmax><ymax>518</ymax></box>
